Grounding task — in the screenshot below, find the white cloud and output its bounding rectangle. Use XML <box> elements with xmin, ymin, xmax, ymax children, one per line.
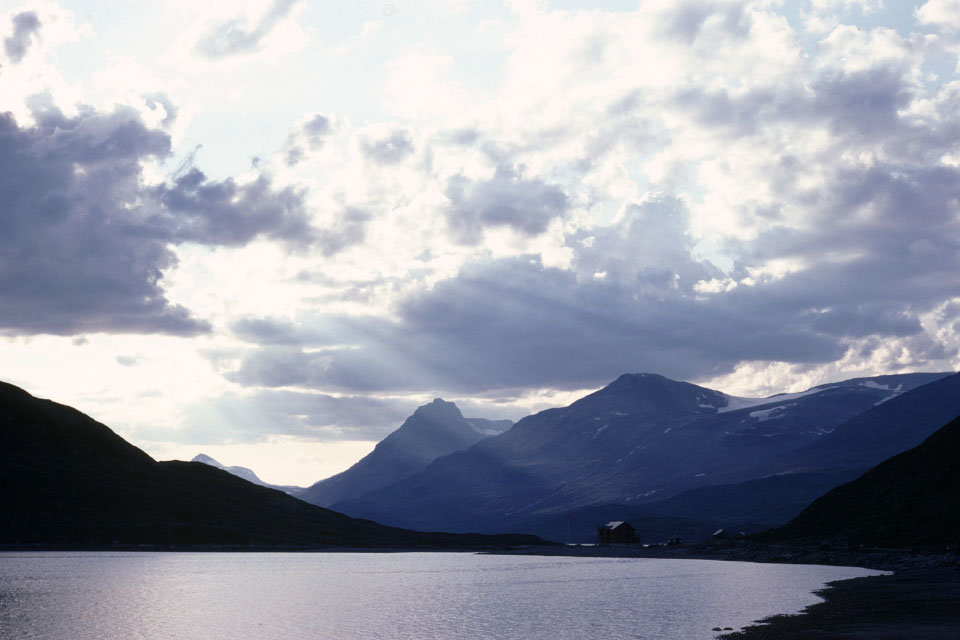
<box><xmin>0</xmin><ymin>2</ymin><xmax>89</xmax><ymax>123</ymax></box>
<box><xmin>383</xmin><ymin>49</ymin><xmax>468</xmax><ymax>121</ymax></box>
<box><xmin>916</xmin><ymin>0</ymin><xmax>960</xmax><ymax>30</ymax></box>
<box><xmin>816</xmin><ymin>25</ymin><xmax>918</xmax><ymax>75</ymax></box>
<box><xmin>163</xmin><ymin>0</ymin><xmax>308</xmax><ymax>71</ymax></box>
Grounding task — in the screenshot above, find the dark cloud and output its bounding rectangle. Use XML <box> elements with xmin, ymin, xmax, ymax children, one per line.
<box><xmin>445</xmin><ymin>165</ymin><xmax>569</xmax><ymax>244</ymax></box>
<box><xmin>195</xmin><ymin>0</ymin><xmax>298</xmax><ymax>58</ymax></box>
<box><xmin>728</xmin><ymin>161</ymin><xmax>960</xmax><ymax>343</ymax></box>
<box><xmin>231</xmin><ymin>317</ymin><xmax>305</xmax><ymax>345</ymax></box>
<box><xmin>0</xmin><ymin>103</ymin><xmax>315</xmax><ymax>336</ymax></box>
<box><xmin>674</xmin><ymin>67</ymin><xmax>914</xmax><ymax>145</ymax></box>
<box><xmin>315</xmin><ymin>207</ymin><xmax>371</xmax><ymax>256</ymax></box>
<box><xmin>674</xmin><ymin>86</ymin><xmax>783</xmax><ymax>137</ymax></box>
<box><xmin>214</xmin><ymin>201</ymin><xmax>808</xmax><ymax>393</ymax></box>
<box><xmin>443</xmin><ymin>127</ymin><xmax>481</xmax><ymax>146</ymax></box>
<box><xmin>147</xmin><ymin>168</ymin><xmax>314</xmax><ymax>248</ymax></box>
<box><xmin>303</xmin><ymin>114</ymin><xmax>331</xmax><ymax>140</ymax></box>
<box><xmin>134</xmin><ymin>389</ymin><xmax>416</xmax><ymax>444</ymax></box>
<box><xmin>673</xmin><ymin>63</ymin><xmax>955</xmax><ymax>164</ymax></box>
<box><xmin>667</xmin><ymin>1</ymin><xmax>750</xmax><ymax>43</ymax></box>
<box><xmin>284</xmin><ymin>113</ymin><xmax>331</xmax><ymax>165</ymax></box>
<box><xmin>4</xmin><ymin>11</ymin><xmax>40</xmax><ymax>63</ymax></box>
<box><xmin>811</xmin><ymin>68</ymin><xmax>913</xmax><ymax>140</ymax></box>
<box><xmin>360</xmin><ymin>129</ymin><xmax>414</xmax><ymax>165</ymax></box>
<box><xmin>142</xmin><ymin>92</ymin><xmax>179</xmax><ymax>128</ymax></box>
<box><xmin>220</xmin><ymin>253</ymin><xmax>844</xmax><ymax>395</ymax></box>
<box><xmin>220</xmin><ymin>176</ymin><xmax>960</xmax><ymax>396</ymax></box>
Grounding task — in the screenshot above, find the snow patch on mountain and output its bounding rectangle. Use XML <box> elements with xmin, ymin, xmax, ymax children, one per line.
<box><xmin>718</xmin><ymin>387</ymin><xmax>837</xmax><ymax>413</ymax></box>
<box><xmin>749</xmin><ymin>404</ymin><xmax>796</xmax><ymax>422</ymax></box>
<box><xmin>861</xmin><ymin>381</ymin><xmax>903</xmax><ymax>392</ymax></box>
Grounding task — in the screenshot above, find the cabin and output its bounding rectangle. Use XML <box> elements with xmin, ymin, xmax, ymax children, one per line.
<box><xmin>712</xmin><ymin>528</ymin><xmax>729</xmax><ymax>540</ymax></box>
<box><xmin>596</xmin><ymin>521</ymin><xmax>637</xmax><ymax>546</ymax></box>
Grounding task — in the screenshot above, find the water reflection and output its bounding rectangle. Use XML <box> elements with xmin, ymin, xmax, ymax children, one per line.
<box><xmin>0</xmin><ymin>552</ymin><xmax>883</xmax><ymax>640</ymax></box>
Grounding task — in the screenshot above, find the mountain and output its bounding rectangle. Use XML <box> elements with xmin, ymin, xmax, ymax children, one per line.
<box><xmin>530</xmin><ymin>373</ymin><xmax>960</xmax><ymax>543</ymax></box>
<box><xmin>770</xmin><ymin>371</ymin><xmax>960</xmax><ymax>474</ymax></box>
<box><xmin>0</xmin><ymin>381</ymin><xmax>542</xmax><ymax>549</ymax></box>
<box><xmin>332</xmin><ymin>372</ymin><xmax>953</xmax><ymax>534</ymax></box>
<box><xmin>300</xmin><ymin>399</ymin><xmax>509</xmax><ymax>507</ymax></box>
<box><xmin>191</xmin><ymin>453</ymin><xmax>304</xmax><ymax>496</ymax></box>
<box><xmin>524</xmin><ymin>469</ymin><xmax>862</xmax><ymax>544</ymax></box>
<box><xmin>764</xmin><ymin>414</ymin><xmax>960</xmax><ymax>548</ymax></box>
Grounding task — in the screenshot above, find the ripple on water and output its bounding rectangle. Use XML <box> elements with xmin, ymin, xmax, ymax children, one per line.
<box><xmin>0</xmin><ymin>552</ymin><xmax>884</xmax><ymax>640</ymax></box>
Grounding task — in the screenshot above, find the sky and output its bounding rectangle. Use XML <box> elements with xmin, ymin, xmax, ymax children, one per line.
<box><xmin>1</xmin><ymin>0</ymin><xmax>959</xmax><ymax>486</ymax></box>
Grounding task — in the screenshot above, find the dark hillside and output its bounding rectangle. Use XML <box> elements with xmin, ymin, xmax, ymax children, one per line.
<box><xmin>0</xmin><ymin>381</ymin><xmax>542</xmax><ymax>549</ymax></box>
<box><xmin>764</xmin><ymin>415</ymin><xmax>960</xmax><ymax>548</ymax></box>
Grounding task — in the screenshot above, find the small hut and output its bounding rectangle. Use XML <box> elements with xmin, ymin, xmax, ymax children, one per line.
<box><xmin>596</xmin><ymin>521</ymin><xmax>637</xmax><ymax>546</ymax></box>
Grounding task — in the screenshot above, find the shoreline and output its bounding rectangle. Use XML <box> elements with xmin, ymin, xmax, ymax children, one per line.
<box><xmin>494</xmin><ymin>540</ymin><xmax>958</xmax><ymax>571</ymax></box>
<box><xmin>496</xmin><ymin>541</ymin><xmax>960</xmax><ymax>638</ymax></box>
<box><xmin>719</xmin><ymin>568</ymin><xmax>960</xmax><ymax>639</ymax></box>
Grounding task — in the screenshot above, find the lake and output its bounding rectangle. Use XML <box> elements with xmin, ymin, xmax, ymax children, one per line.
<box><xmin>0</xmin><ymin>551</ymin><xmax>883</xmax><ymax>639</ymax></box>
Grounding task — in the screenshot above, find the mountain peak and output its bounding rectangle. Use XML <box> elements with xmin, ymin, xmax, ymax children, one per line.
<box><xmin>191</xmin><ymin>453</ymin><xmax>222</xmax><ymax>467</ymax></box>
<box><xmin>411</xmin><ymin>398</ymin><xmax>464</xmax><ymax>421</ymax></box>
<box><xmin>609</xmin><ymin>372</ymin><xmax>667</xmax><ymax>386</ymax></box>
<box><xmin>301</xmin><ymin>397</ymin><xmax>493</xmax><ymax>508</ymax></box>
<box><xmin>586</xmin><ymin>372</ymin><xmax>723</xmax><ymax>415</ymax></box>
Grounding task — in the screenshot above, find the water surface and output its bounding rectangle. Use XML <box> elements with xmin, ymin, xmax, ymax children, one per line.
<box><xmin>0</xmin><ymin>552</ymin><xmax>883</xmax><ymax>639</ymax></box>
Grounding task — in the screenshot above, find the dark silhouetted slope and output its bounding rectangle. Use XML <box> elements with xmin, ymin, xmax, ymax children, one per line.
<box><xmin>0</xmin><ymin>381</ymin><xmax>542</xmax><ymax>548</ymax></box>
<box><xmin>765</xmin><ymin>414</ymin><xmax>960</xmax><ymax>548</ymax></box>
<box><xmin>301</xmin><ymin>399</ymin><xmax>504</xmax><ymax>507</ymax></box>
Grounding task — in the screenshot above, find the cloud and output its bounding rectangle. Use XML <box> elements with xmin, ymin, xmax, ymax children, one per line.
<box><xmin>220</xmin><ymin>255</ymin><xmax>844</xmax><ymax>395</ymax></box>
<box><xmin>148</xmin><ymin>389</ymin><xmax>416</xmax><ymax>444</ymax></box>
<box><xmin>201</xmin><ymin>2</ymin><xmax>960</xmax><ymax>404</ymax></box>
<box><xmin>148</xmin><ymin>168</ymin><xmax>315</xmax><ymax>248</ymax></box>
<box><xmin>916</xmin><ymin>0</ymin><xmax>960</xmax><ymax>31</ymax></box>
<box><xmin>195</xmin><ymin>0</ymin><xmax>300</xmax><ymax>58</ymax></box>
<box><xmin>360</xmin><ymin>128</ymin><xmax>414</xmax><ymax>165</ymax></box>
<box><xmin>444</xmin><ymin>165</ymin><xmax>568</xmax><ymax>243</ymax></box>
<box><xmin>218</xmin><ymin>158</ymin><xmax>960</xmax><ymax>396</ymax></box>
<box><xmin>283</xmin><ymin>113</ymin><xmax>333</xmax><ymax>165</ymax></box>
<box><xmin>142</xmin><ymin>92</ymin><xmax>180</xmax><ymax>128</ymax></box>
<box><xmin>315</xmin><ymin>206</ymin><xmax>372</xmax><ymax>257</ymax></box>
<box><xmin>7</xmin><ymin>0</ymin><xmax>958</xmax><ymax>416</ymax></box>
<box><xmin>3</xmin><ymin>11</ymin><xmax>41</xmax><ymax>63</ymax></box>
<box><xmin>0</xmin><ymin>102</ymin><xmax>315</xmax><ymax>336</ymax></box>
<box><xmin>667</xmin><ymin>1</ymin><xmax>751</xmax><ymax>44</ymax></box>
